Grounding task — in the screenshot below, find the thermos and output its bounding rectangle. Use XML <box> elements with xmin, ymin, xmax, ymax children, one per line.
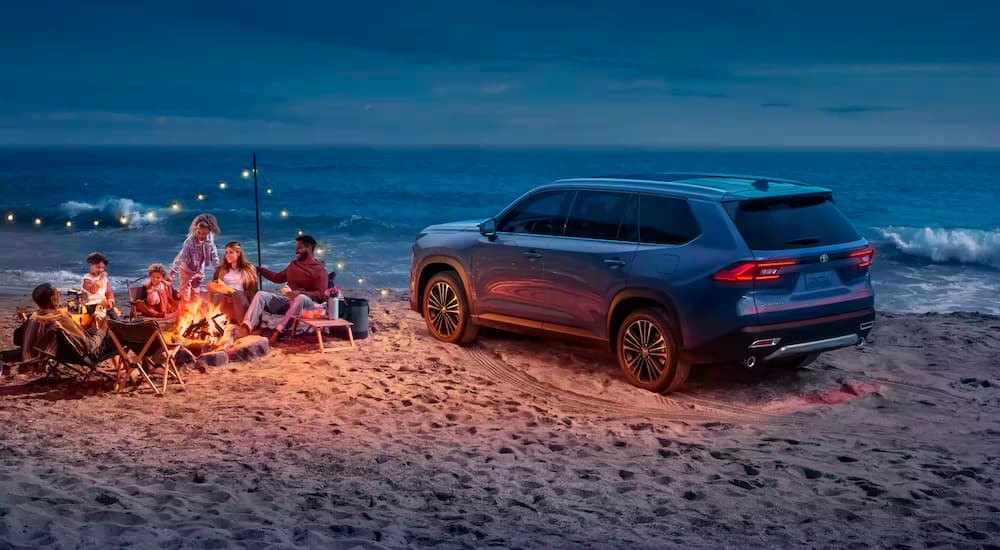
<box><xmin>326</xmin><ymin>288</ymin><xmax>340</xmax><ymax>319</ymax></box>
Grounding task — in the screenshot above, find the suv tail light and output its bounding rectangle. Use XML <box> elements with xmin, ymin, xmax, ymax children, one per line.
<box><xmin>850</xmin><ymin>247</ymin><xmax>875</xmax><ymax>268</ymax></box>
<box><xmin>713</xmin><ymin>260</ymin><xmax>796</xmax><ymax>282</ymax></box>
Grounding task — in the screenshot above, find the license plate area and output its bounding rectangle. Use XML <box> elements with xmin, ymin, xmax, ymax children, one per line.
<box><xmin>804</xmin><ymin>271</ymin><xmax>834</xmax><ymax>290</ymax></box>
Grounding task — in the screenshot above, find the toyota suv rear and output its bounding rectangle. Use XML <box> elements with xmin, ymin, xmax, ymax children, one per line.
<box><xmin>410</xmin><ymin>173</ymin><xmax>874</xmax><ymax>393</ymax></box>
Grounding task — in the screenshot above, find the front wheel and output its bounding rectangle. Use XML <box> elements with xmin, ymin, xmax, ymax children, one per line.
<box><xmin>616</xmin><ymin>308</ymin><xmax>689</xmax><ymax>393</ymax></box>
<box><xmin>422</xmin><ymin>271</ymin><xmax>479</xmax><ymax>345</ymax></box>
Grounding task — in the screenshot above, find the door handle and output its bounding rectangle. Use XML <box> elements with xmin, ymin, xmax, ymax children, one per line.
<box><xmin>604</xmin><ymin>258</ymin><xmax>626</xmax><ymax>268</ymax></box>
<box><xmin>523</xmin><ymin>251</ymin><xmax>543</xmax><ymax>260</ymax></box>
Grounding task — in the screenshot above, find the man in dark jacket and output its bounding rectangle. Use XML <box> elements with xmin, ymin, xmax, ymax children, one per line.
<box><xmin>239</xmin><ymin>234</ymin><xmax>328</xmax><ymax>343</ymax></box>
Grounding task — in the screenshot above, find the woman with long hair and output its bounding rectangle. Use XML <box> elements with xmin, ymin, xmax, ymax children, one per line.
<box><xmin>209</xmin><ymin>241</ymin><xmax>259</xmax><ymax>324</ymax></box>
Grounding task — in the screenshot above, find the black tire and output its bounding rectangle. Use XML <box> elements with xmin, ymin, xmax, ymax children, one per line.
<box><xmin>616</xmin><ymin>308</ymin><xmax>688</xmax><ymax>393</ymax></box>
<box><xmin>422</xmin><ymin>271</ymin><xmax>479</xmax><ymax>345</ymax></box>
<box><xmin>767</xmin><ymin>353</ymin><xmax>818</xmax><ymax>370</ymax></box>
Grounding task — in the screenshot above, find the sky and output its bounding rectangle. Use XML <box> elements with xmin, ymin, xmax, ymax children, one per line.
<box><xmin>1</xmin><ymin>0</ymin><xmax>998</xmax><ymax>148</ymax></box>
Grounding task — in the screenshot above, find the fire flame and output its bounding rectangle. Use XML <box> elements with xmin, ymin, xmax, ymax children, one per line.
<box><xmin>174</xmin><ymin>294</ymin><xmax>228</xmax><ymax>348</ymax></box>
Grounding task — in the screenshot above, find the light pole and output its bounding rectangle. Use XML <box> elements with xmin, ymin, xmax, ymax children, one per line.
<box><xmin>243</xmin><ymin>153</ymin><xmax>263</xmax><ymax>268</ymax></box>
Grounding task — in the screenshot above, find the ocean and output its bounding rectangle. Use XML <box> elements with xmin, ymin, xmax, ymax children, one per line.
<box><xmin>0</xmin><ymin>147</ymin><xmax>997</xmax><ymax>314</ymax></box>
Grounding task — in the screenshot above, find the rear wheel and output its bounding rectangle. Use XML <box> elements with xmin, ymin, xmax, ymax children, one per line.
<box><xmin>767</xmin><ymin>353</ymin><xmax>818</xmax><ymax>370</ymax></box>
<box><xmin>616</xmin><ymin>308</ymin><xmax>688</xmax><ymax>393</ymax></box>
<box><xmin>422</xmin><ymin>271</ymin><xmax>478</xmax><ymax>345</ymax></box>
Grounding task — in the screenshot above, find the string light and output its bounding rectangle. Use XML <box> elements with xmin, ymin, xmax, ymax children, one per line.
<box><xmin>34</xmin><ymin>218</ymin><xmax>42</xmax><ymax>226</ymax></box>
<box><xmin>380</xmin><ymin>289</ymin><xmax>389</xmax><ymax>297</ymax></box>
<box><xmin>120</xmin><ymin>215</ymin><xmax>129</xmax><ymax>225</ymax></box>
<box><xmin>266</xmin><ymin>188</ymin><xmax>272</xmax><ymax>195</ymax></box>
<box><xmin>146</xmin><ymin>210</ymin><xmax>156</xmax><ymax>220</ymax></box>
<box><xmin>316</xmin><ymin>247</ymin><xmax>324</xmax><ymax>255</ymax></box>
<box><xmin>197</xmin><ymin>194</ymin><xmax>205</xmax><ymax>201</ymax></box>
<box><xmin>297</xmin><ymin>230</ymin><xmax>303</xmax><ymax>236</ymax></box>
<box><xmin>171</xmin><ymin>202</ymin><xmax>180</xmax><ymax>211</ymax></box>
<box><xmin>93</xmin><ymin>220</ymin><xmax>100</xmax><ymax>227</ymax></box>
<box><xmin>5</xmin><ymin>213</ymin><xmax>13</xmax><ymax>222</ymax></box>
<box><xmin>337</xmin><ymin>262</ymin><xmax>345</xmax><ymax>270</ymax></box>
<box><xmin>280</xmin><ymin>210</ymin><xmax>288</xmax><ymax>218</ymax></box>
<box><xmin>357</xmin><ymin>278</ymin><xmax>364</xmax><ymax>284</ymax></box>
<box><xmin>241</xmin><ymin>170</ymin><xmax>250</xmax><ymax>179</ymax></box>
<box><xmin>219</xmin><ymin>181</ymin><xmax>228</xmax><ymax>190</ymax></box>
<box><xmin>66</xmin><ymin>221</ymin><xmax>72</xmax><ymax>228</ymax></box>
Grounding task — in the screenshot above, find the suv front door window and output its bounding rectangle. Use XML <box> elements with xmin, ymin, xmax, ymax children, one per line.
<box><xmin>473</xmin><ymin>190</ymin><xmax>574</xmax><ymax>324</ymax></box>
<box><xmin>497</xmin><ymin>191</ymin><xmax>573</xmax><ymax>236</ymax></box>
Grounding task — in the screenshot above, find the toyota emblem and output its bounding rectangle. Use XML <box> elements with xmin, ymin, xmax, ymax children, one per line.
<box><xmin>819</xmin><ymin>253</ymin><xmax>829</xmax><ymax>263</ymax></box>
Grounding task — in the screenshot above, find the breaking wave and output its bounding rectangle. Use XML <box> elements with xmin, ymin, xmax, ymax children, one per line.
<box><xmin>58</xmin><ymin>196</ymin><xmax>161</xmax><ymax>228</ymax></box>
<box><xmin>874</xmin><ymin>226</ymin><xmax>1000</xmax><ymax>269</ymax></box>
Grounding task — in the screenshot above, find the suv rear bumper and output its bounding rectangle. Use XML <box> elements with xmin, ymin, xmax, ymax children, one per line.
<box><xmin>682</xmin><ymin>308</ymin><xmax>875</xmax><ymax>365</ymax></box>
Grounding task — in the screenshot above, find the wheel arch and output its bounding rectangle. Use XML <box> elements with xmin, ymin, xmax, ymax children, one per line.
<box><xmin>607</xmin><ymin>289</ymin><xmax>684</xmax><ymax>351</ymax></box>
<box><xmin>416</xmin><ymin>256</ymin><xmax>473</xmax><ymax>315</ymax></box>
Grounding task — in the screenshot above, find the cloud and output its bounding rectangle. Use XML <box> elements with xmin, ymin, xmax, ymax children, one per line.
<box><xmin>668</xmin><ymin>90</ymin><xmax>728</xmax><ymax>99</ymax></box>
<box><xmin>432</xmin><ymin>82</ymin><xmax>514</xmax><ymax>96</ymax></box>
<box><xmin>603</xmin><ymin>79</ymin><xmax>728</xmax><ymax>99</ymax></box>
<box><xmin>822</xmin><ymin>105</ymin><xmax>900</xmax><ymax>115</ymax></box>
<box><xmin>0</xmin><ymin>82</ymin><xmax>286</xmax><ymax>121</ymax></box>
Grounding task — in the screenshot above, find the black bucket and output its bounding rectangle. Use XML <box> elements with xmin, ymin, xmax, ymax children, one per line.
<box><xmin>340</xmin><ymin>297</ymin><xmax>370</xmax><ymax>339</ymax></box>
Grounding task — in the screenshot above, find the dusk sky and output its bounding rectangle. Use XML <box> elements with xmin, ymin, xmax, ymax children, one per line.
<box><xmin>1</xmin><ymin>0</ymin><xmax>998</xmax><ymax>147</ymax></box>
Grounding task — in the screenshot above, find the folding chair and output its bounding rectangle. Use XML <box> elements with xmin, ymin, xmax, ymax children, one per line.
<box><xmin>34</xmin><ymin>329</ymin><xmax>118</xmax><ymax>382</ymax></box>
<box><xmin>107</xmin><ymin>319</ymin><xmax>185</xmax><ymax>395</ymax></box>
<box><xmin>126</xmin><ymin>277</ymin><xmax>178</xmax><ymax>328</ymax></box>
<box><xmin>14</xmin><ymin>316</ymin><xmax>116</xmax><ymax>381</ymax></box>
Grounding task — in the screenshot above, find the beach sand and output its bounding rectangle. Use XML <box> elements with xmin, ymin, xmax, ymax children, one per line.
<box><xmin>1</xmin><ymin>291</ymin><xmax>998</xmax><ymax>548</ymax></box>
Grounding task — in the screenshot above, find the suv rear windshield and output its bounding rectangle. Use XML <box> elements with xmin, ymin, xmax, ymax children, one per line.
<box><xmin>729</xmin><ymin>195</ymin><xmax>860</xmax><ymax>250</ymax></box>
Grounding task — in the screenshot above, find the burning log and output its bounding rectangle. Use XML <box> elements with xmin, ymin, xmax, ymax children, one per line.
<box><xmin>173</xmin><ymin>295</ymin><xmax>230</xmax><ymax>354</ymax></box>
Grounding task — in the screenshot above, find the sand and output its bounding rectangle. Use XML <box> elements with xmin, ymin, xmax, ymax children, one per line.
<box><xmin>1</xmin><ymin>290</ymin><xmax>998</xmax><ymax>549</ymax></box>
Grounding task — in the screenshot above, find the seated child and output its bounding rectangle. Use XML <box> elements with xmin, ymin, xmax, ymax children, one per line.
<box><xmin>133</xmin><ymin>263</ymin><xmax>179</xmax><ymax>318</ymax></box>
<box><xmin>81</xmin><ymin>252</ymin><xmax>119</xmax><ymax>320</ymax></box>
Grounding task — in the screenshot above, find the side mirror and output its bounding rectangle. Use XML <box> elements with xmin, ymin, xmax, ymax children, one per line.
<box><xmin>480</xmin><ymin>218</ymin><xmax>498</xmax><ymax>241</ymax></box>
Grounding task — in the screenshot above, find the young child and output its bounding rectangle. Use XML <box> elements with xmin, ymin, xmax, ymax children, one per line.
<box><xmin>133</xmin><ymin>263</ymin><xmax>178</xmax><ymax>318</ymax></box>
<box><xmin>169</xmin><ymin>213</ymin><xmax>221</xmax><ymax>305</ymax></box>
<box><xmin>81</xmin><ymin>252</ymin><xmax>119</xmax><ymax>320</ymax></box>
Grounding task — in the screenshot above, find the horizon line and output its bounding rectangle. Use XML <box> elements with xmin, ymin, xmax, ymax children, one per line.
<box><xmin>1</xmin><ymin>144</ymin><xmax>999</xmax><ymax>152</ymax></box>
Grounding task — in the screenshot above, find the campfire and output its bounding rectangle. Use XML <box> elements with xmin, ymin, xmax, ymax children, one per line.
<box><xmin>173</xmin><ymin>295</ymin><xmax>229</xmax><ymax>354</ymax></box>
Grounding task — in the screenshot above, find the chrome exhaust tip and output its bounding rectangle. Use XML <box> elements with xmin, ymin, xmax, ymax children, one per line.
<box><xmin>744</xmin><ymin>356</ymin><xmax>757</xmax><ymax>368</ymax></box>
<box><xmin>856</xmin><ymin>338</ymin><xmax>866</xmax><ymax>350</ymax></box>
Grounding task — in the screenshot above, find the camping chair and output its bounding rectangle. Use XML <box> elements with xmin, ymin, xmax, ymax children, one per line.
<box><xmin>107</xmin><ymin>319</ymin><xmax>185</xmax><ymax>396</ymax></box>
<box><xmin>12</xmin><ymin>317</ymin><xmax>117</xmax><ymax>381</ymax></box>
<box><xmin>126</xmin><ymin>276</ymin><xmax>177</xmax><ymax>327</ymax></box>
<box><xmin>34</xmin><ymin>329</ymin><xmax>118</xmax><ymax>382</ymax></box>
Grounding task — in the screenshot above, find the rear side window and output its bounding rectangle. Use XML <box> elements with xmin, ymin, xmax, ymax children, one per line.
<box><xmin>498</xmin><ymin>190</ymin><xmax>574</xmax><ymax>235</ymax></box>
<box><xmin>731</xmin><ymin>195</ymin><xmax>861</xmax><ymax>250</ymax></box>
<box><xmin>639</xmin><ymin>195</ymin><xmax>701</xmax><ymax>245</ymax></box>
<box><xmin>564</xmin><ymin>191</ymin><xmax>638</xmax><ymax>241</ymax></box>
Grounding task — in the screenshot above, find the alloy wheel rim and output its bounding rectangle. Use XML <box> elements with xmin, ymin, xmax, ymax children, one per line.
<box><xmin>622</xmin><ymin>319</ymin><xmax>670</xmax><ymax>383</ymax></box>
<box><xmin>427</xmin><ymin>281</ymin><xmax>461</xmax><ymax>336</ymax></box>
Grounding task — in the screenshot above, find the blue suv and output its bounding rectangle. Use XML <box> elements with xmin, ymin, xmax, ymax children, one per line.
<box><xmin>409</xmin><ymin>173</ymin><xmax>875</xmax><ymax>393</ymax></box>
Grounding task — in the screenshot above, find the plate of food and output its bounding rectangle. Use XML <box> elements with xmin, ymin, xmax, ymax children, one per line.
<box><xmin>207</xmin><ymin>280</ymin><xmax>236</xmax><ymax>295</ymax></box>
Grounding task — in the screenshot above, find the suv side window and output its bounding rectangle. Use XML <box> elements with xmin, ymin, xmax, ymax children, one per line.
<box><xmin>639</xmin><ymin>194</ymin><xmax>701</xmax><ymax>245</ymax></box>
<box><xmin>565</xmin><ymin>191</ymin><xmax>638</xmax><ymax>241</ymax></box>
<box><xmin>498</xmin><ymin>190</ymin><xmax>574</xmax><ymax>235</ymax></box>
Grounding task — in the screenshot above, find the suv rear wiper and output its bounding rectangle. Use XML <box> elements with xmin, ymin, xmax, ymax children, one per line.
<box><xmin>785</xmin><ymin>236</ymin><xmax>821</xmax><ymax>245</ymax></box>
